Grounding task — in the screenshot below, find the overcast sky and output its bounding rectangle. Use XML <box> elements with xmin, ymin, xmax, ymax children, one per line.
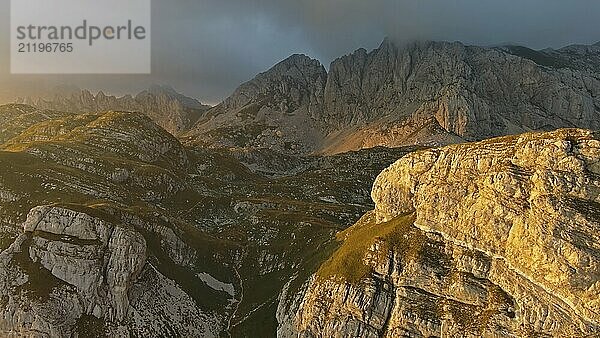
<box><xmin>1</xmin><ymin>0</ymin><xmax>599</xmax><ymax>104</ymax></box>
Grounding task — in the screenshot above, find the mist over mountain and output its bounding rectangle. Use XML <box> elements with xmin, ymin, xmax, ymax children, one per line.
<box><xmin>20</xmin><ymin>85</ymin><xmax>211</xmax><ymax>135</ymax></box>
<box><xmin>1</xmin><ymin>0</ymin><xmax>599</xmax><ymax>103</ymax></box>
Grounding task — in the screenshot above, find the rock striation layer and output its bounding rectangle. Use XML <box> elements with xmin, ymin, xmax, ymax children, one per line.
<box><xmin>279</xmin><ymin>128</ymin><xmax>600</xmax><ymax>337</ymax></box>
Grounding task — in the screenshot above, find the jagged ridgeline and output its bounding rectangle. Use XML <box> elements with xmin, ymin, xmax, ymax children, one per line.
<box><xmin>0</xmin><ymin>104</ymin><xmax>413</xmax><ymax>336</ymax></box>
<box><xmin>186</xmin><ymin>40</ymin><xmax>600</xmax><ymax>155</ymax></box>
<box><xmin>23</xmin><ymin>40</ymin><xmax>600</xmax><ymax>155</ymax></box>
<box><xmin>20</xmin><ymin>85</ymin><xmax>211</xmax><ymax>135</ymax></box>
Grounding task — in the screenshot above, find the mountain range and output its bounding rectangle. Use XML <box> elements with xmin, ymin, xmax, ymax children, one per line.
<box><xmin>27</xmin><ymin>39</ymin><xmax>600</xmax><ymax>156</ymax></box>
<box><xmin>186</xmin><ymin>39</ymin><xmax>600</xmax><ymax>155</ymax></box>
<box><xmin>20</xmin><ymin>85</ymin><xmax>211</xmax><ymax>135</ymax></box>
<box><xmin>0</xmin><ymin>38</ymin><xmax>599</xmax><ymax>337</ymax></box>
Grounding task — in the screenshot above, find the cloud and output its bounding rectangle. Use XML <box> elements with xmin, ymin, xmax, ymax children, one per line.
<box><xmin>0</xmin><ymin>0</ymin><xmax>599</xmax><ymax>103</ymax></box>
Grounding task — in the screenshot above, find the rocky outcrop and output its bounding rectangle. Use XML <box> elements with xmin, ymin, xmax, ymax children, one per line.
<box><xmin>189</xmin><ymin>40</ymin><xmax>600</xmax><ymax>155</ymax></box>
<box><xmin>0</xmin><ymin>205</ymin><xmax>223</xmax><ymax>337</ymax></box>
<box><xmin>0</xmin><ymin>205</ymin><xmax>146</xmax><ymax>336</ymax></box>
<box><xmin>280</xmin><ymin>129</ymin><xmax>600</xmax><ymax>337</ymax></box>
<box><xmin>22</xmin><ymin>85</ymin><xmax>210</xmax><ymax>135</ymax></box>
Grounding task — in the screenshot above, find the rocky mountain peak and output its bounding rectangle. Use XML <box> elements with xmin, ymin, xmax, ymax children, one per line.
<box><xmin>220</xmin><ymin>54</ymin><xmax>327</xmax><ymax>112</ymax></box>
<box><xmin>268</xmin><ymin>54</ymin><xmax>323</xmax><ymax>75</ymax></box>
<box><xmin>186</xmin><ymin>54</ymin><xmax>328</xmax><ymax>154</ymax></box>
<box><xmin>188</xmin><ymin>38</ymin><xmax>600</xmax><ymax>154</ymax></box>
<box><xmin>142</xmin><ymin>84</ymin><xmax>205</xmax><ymax>109</ymax></box>
<box><xmin>147</xmin><ymin>84</ymin><xmax>178</xmax><ymax>95</ymax></box>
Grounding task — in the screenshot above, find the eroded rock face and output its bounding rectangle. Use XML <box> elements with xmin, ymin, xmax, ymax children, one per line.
<box><xmin>0</xmin><ymin>205</ymin><xmax>146</xmax><ymax>336</ymax></box>
<box><xmin>280</xmin><ymin>129</ymin><xmax>600</xmax><ymax>337</ymax></box>
<box><xmin>325</xmin><ymin>40</ymin><xmax>600</xmax><ymax>137</ymax></box>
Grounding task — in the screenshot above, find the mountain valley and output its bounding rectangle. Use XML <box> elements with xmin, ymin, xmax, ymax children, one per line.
<box><xmin>0</xmin><ymin>38</ymin><xmax>599</xmax><ymax>337</ymax></box>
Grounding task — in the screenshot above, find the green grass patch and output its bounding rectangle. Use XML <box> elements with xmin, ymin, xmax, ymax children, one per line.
<box><xmin>75</xmin><ymin>314</ymin><xmax>107</xmax><ymax>338</ymax></box>
<box><xmin>316</xmin><ymin>212</ymin><xmax>416</xmax><ymax>283</ymax></box>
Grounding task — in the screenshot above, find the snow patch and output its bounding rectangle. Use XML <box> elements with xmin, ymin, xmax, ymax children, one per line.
<box><xmin>197</xmin><ymin>272</ymin><xmax>235</xmax><ymax>297</ymax></box>
<box><xmin>319</xmin><ymin>196</ymin><xmax>338</xmax><ymax>203</ymax></box>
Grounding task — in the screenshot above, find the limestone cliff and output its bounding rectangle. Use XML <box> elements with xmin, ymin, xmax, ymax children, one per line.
<box><xmin>321</xmin><ymin>40</ymin><xmax>600</xmax><ymax>140</ymax></box>
<box><xmin>279</xmin><ymin>128</ymin><xmax>600</xmax><ymax>337</ymax></box>
<box><xmin>188</xmin><ymin>40</ymin><xmax>600</xmax><ymax>155</ymax></box>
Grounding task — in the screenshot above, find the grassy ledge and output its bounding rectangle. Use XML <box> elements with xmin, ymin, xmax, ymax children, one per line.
<box><xmin>316</xmin><ymin>212</ymin><xmax>417</xmax><ymax>283</ymax></box>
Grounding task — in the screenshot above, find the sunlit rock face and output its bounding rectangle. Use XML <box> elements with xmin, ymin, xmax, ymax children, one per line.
<box><xmin>280</xmin><ymin>129</ymin><xmax>600</xmax><ymax>337</ymax></box>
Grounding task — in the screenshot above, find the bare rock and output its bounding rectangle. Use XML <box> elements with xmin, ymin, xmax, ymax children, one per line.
<box><xmin>189</xmin><ymin>40</ymin><xmax>600</xmax><ymax>155</ymax></box>
<box><xmin>24</xmin><ymin>86</ymin><xmax>210</xmax><ymax>135</ymax></box>
<box><xmin>0</xmin><ymin>205</ymin><xmax>146</xmax><ymax>336</ymax></box>
<box><xmin>281</xmin><ymin>129</ymin><xmax>600</xmax><ymax>337</ymax></box>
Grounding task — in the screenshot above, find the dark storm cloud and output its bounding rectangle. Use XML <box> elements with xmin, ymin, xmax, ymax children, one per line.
<box><xmin>1</xmin><ymin>0</ymin><xmax>599</xmax><ymax>104</ymax></box>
